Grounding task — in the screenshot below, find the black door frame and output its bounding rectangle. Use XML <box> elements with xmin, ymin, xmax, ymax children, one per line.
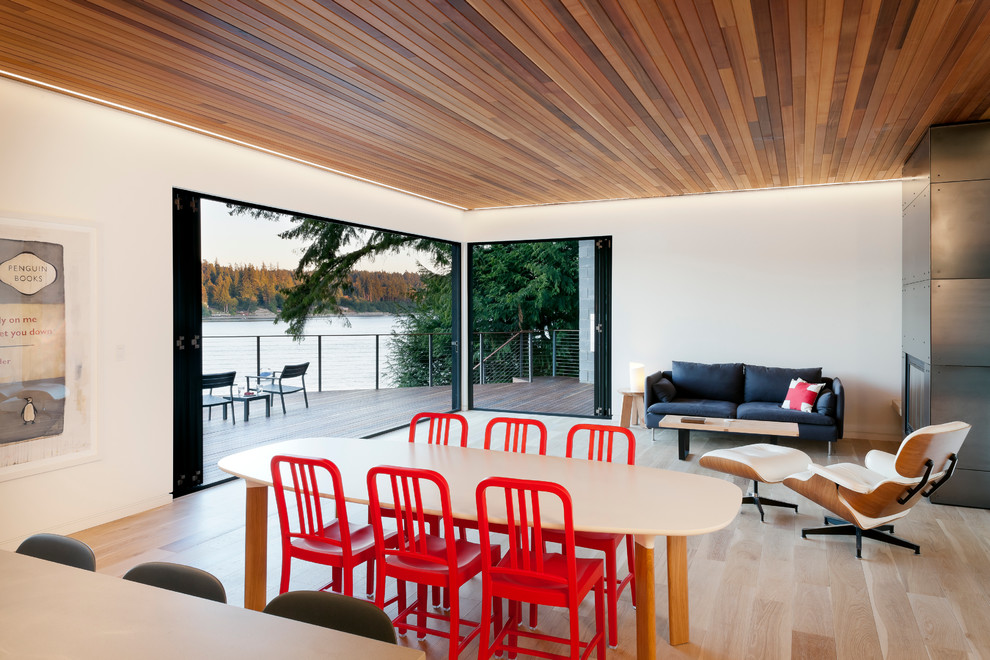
<box><xmin>465</xmin><ymin>235</ymin><xmax>612</xmax><ymax>418</ymax></box>
<box><xmin>172</xmin><ymin>189</ymin><xmax>461</xmax><ymax>496</ymax></box>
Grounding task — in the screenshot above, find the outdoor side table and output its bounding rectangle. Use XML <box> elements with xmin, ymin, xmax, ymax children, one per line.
<box><xmin>225</xmin><ymin>393</ymin><xmax>271</xmax><ymax>421</ymax></box>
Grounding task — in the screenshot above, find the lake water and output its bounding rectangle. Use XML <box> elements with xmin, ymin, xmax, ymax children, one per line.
<box><xmin>202</xmin><ymin>315</ymin><xmax>407</xmax><ymax>390</ymax></box>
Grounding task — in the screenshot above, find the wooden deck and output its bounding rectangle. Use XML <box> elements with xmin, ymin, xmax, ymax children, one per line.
<box><xmin>472</xmin><ymin>376</ymin><xmax>594</xmax><ymax>416</ymax></box>
<box><xmin>203</xmin><ymin>377</ymin><xmax>594</xmax><ymax>486</ymax></box>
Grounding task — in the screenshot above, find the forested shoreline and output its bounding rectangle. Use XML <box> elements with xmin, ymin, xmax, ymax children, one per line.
<box><xmin>201</xmin><ymin>260</ymin><xmax>421</xmax><ymax>316</ymax></box>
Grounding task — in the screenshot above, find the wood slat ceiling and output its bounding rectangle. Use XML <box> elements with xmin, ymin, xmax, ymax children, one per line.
<box><xmin>2</xmin><ymin>0</ymin><xmax>990</xmax><ymax>209</ymax></box>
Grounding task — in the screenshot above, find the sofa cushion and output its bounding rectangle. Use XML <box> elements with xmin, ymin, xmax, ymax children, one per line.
<box><xmin>651</xmin><ymin>377</ymin><xmax>677</xmax><ymax>403</ymax></box>
<box><xmin>782</xmin><ymin>379</ymin><xmax>824</xmax><ymax>412</ymax></box>
<box><xmin>744</xmin><ymin>365</ymin><xmax>823</xmax><ymax>403</ymax></box>
<box><xmin>672</xmin><ymin>361</ymin><xmax>744</xmax><ymax>403</ymax></box>
<box><xmin>814</xmin><ymin>390</ymin><xmax>836</xmax><ymax>417</ymax></box>
<box><xmin>647</xmin><ymin>399</ymin><xmax>737</xmax><ymax>419</ymax></box>
<box><xmin>737</xmin><ymin>401</ymin><xmax>835</xmax><ymax>426</ymax></box>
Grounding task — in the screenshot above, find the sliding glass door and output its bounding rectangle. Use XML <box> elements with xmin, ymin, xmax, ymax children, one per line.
<box><xmin>468</xmin><ymin>237</ymin><xmax>611</xmax><ymax>418</ymax></box>
<box><xmin>173</xmin><ymin>190</ymin><xmax>460</xmax><ymax>495</ymax></box>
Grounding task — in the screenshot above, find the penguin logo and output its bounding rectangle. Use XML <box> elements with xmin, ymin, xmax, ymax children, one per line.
<box><xmin>22</xmin><ymin>397</ymin><xmax>36</xmax><ymax>424</ymax></box>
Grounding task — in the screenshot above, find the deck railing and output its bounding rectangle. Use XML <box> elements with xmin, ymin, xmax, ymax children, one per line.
<box><xmin>202</xmin><ymin>328</ymin><xmax>580</xmax><ymax>391</ymax></box>
<box><xmin>202</xmin><ymin>331</ymin><xmax>452</xmax><ymax>391</ymax></box>
<box><xmin>472</xmin><ymin>329</ymin><xmax>579</xmax><ymax>385</ymax></box>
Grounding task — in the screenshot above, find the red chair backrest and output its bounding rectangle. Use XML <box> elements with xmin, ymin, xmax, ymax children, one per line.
<box><xmin>367</xmin><ymin>465</ymin><xmax>458</xmax><ymax>573</ymax></box>
<box><xmin>484</xmin><ymin>416</ymin><xmax>548</xmax><ymax>454</ymax></box>
<box><xmin>566</xmin><ymin>423</ymin><xmax>636</xmax><ymax>465</ymax></box>
<box><xmin>409</xmin><ymin>412</ymin><xmax>469</xmax><ymax>447</ymax></box>
<box><xmin>476</xmin><ymin>477</ymin><xmax>575</xmax><ymax>589</ymax></box>
<box><xmin>271</xmin><ymin>454</ymin><xmax>351</xmax><ymax>551</ymax></box>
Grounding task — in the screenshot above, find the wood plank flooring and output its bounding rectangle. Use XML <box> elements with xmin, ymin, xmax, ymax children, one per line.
<box><xmin>77</xmin><ymin>411</ymin><xmax>990</xmax><ymax>659</ymax></box>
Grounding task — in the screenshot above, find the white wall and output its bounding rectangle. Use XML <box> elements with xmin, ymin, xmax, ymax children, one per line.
<box><xmin>0</xmin><ymin>76</ymin><xmax>903</xmax><ymax>546</ymax></box>
<box><xmin>0</xmin><ymin>78</ymin><xmax>463</xmax><ymax>546</ymax></box>
<box><xmin>466</xmin><ymin>182</ymin><xmax>904</xmax><ymax>441</ymax></box>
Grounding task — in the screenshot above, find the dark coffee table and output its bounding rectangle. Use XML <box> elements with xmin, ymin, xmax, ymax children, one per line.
<box><xmin>224</xmin><ymin>392</ymin><xmax>271</xmax><ymax>421</ymax></box>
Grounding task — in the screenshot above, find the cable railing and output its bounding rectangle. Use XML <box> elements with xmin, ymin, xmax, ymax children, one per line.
<box><xmin>472</xmin><ymin>329</ymin><xmax>580</xmax><ymax>385</ymax></box>
<box><xmin>201</xmin><ymin>331</ymin><xmax>453</xmax><ymax>391</ymax></box>
<box><xmin>202</xmin><ymin>328</ymin><xmax>582</xmax><ymax>391</ymax></box>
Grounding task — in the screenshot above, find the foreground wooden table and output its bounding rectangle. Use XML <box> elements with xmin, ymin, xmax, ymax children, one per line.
<box><xmin>219</xmin><ymin>437</ymin><xmax>741</xmax><ymax>657</ymax></box>
<box><xmin>0</xmin><ymin>550</ymin><xmax>423</xmax><ymax>660</ymax></box>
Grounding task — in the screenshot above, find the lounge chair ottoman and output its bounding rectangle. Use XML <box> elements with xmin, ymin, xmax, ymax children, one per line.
<box><xmin>700</xmin><ymin>443</ymin><xmax>811</xmax><ymax>521</ymax></box>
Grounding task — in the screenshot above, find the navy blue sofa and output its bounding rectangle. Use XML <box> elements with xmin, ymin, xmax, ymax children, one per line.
<box><xmin>645</xmin><ymin>361</ymin><xmax>844</xmax><ymax>457</ymax></box>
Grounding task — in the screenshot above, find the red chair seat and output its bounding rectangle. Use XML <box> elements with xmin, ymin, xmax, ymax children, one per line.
<box><xmin>289</xmin><ymin>521</ymin><xmax>377</xmax><ymax>559</ymax></box>
<box><xmin>387</xmin><ymin>535</ymin><xmax>485</xmax><ymax>576</ymax></box>
<box><xmin>490</xmin><ymin>553</ymin><xmax>604</xmax><ymax>607</ymax></box>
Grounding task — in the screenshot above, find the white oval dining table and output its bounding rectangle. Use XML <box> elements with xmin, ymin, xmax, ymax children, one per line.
<box><xmin>219</xmin><ymin>436</ymin><xmax>741</xmax><ymax>658</ymax></box>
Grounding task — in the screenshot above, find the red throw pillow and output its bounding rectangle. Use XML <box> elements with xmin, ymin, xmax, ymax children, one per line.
<box><xmin>781</xmin><ymin>378</ymin><xmax>824</xmax><ymax>412</ymax></box>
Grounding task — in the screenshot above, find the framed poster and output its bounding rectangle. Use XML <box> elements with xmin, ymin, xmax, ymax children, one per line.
<box><xmin>0</xmin><ymin>217</ymin><xmax>96</xmax><ymax>479</ymax></box>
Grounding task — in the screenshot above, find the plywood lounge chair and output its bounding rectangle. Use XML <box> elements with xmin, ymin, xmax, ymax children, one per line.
<box><xmin>784</xmin><ymin>421</ymin><xmax>970</xmax><ymax>558</ymax></box>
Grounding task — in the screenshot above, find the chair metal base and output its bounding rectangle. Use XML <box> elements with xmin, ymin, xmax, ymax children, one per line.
<box><xmin>801</xmin><ymin>515</ymin><xmax>920</xmax><ymax>559</ymax></box>
<box><xmin>744</xmin><ymin>480</ymin><xmax>799</xmax><ymax>522</ymax></box>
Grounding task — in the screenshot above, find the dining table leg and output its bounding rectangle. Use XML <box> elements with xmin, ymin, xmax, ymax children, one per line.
<box><xmin>634</xmin><ymin>535</ymin><xmax>656</xmax><ymax>659</ymax></box>
<box><xmin>636</xmin><ymin>534</ymin><xmax>690</xmax><ymax>655</ymax></box>
<box><xmin>667</xmin><ymin>535</ymin><xmax>689</xmax><ymax>645</ymax></box>
<box><xmin>244</xmin><ymin>481</ymin><xmax>269</xmax><ymax>611</ymax></box>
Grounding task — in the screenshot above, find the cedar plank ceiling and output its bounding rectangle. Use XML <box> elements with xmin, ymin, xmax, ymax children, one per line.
<box><xmin>2</xmin><ymin>1</ymin><xmax>990</xmax><ymax>209</ymax></box>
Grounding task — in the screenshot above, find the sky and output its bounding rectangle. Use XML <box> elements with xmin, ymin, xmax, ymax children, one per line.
<box><xmin>199</xmin><ymin>199</ymin><xmax>426</xmax><ymax>273</ymax></box>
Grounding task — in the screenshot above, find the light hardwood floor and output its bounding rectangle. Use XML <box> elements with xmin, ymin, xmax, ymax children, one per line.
<box><xmin>74</xmin><ymin>412</ymin><xmax>990</xmax><ymax>659</ymax></box>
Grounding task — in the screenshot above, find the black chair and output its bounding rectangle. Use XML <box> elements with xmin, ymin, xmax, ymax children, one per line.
<box><xmin>122</xmin><ymin>561</ymin><xmax>227</xmax><ymax>603</ymax></box>
<box><xmin>250</xmin><ymin>362</ymin><xmax>309</xmax><ymax>414</ymax></box>
<box><xmin>203</xmin><ymin>371</ymin><xmax>236</xmax><ymax>424</ymax></box>
<box><xmin>16</xmin><ymin>533</ymin><xmax>96</xmax><ymax>571</ymax></box>
<box><xmin>263</xmin><ymin>591</ymin><xmax>397</xmax><ymax>644</ymax></box>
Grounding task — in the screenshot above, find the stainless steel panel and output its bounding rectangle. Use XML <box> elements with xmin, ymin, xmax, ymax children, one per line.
<box><xmin>931</xmin><ymin>121</ymin><xmax>990</xmax><ymax>183</ymax></box>
<box><xmin>931</xmin><ymin>280</ymin><xmax>990</xmax><ymax>366</ymax></box>
<box><xmin>902</xmin><ymin>191</ymin><xmax>931</xmax><ymax>285</ymax></box>
<box><xmin>904</xmin><ymin>355</ymin><xmax>930</xmax><ymax>435</ymax></box>
<box><xmin>902</xmin><ymin>131</ymin><xmax>930</xmax><ymax>209</ymax></box>
<box><xmin>931</xmin><ymin>365</ymin><xmax>990</xmax><ymax>472</ymax></box>
<box><xmin>931</xmin><ymin>180</ymin><xmax>990</xmax><ymax>279</ymax></box>
<box><xmin>902</xmin><ymin>281</ymin><xmax>931</xmax><ymax>362</ymax></box>
<box><xmin>930</xmin><ymin>468</ymin><xmax>990</xmax><ymax>507</ymax></box>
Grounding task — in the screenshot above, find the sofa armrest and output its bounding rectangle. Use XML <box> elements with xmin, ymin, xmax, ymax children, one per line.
<box><xmin>832</xmin><ymin>377</ymin><xmax>844</xmax><ymax>439</ymax></box>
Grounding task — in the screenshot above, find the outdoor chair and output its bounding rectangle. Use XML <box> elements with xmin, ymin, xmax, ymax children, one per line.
<box><xmin>15</xmin><ymin>533</ymin><xmax>96</xmax><ymax>571</ymax></box>
<box><xmin>202</xmin><ymin>371</ymin><xmax>236</xmax><ymax>424</ymax></box>
<box><xmin>122</xmin><ymin>561</ymin><xmax>227</xmax><ymax>603</ymax></box>
<box><xmin>250</xmin><ymin>362</ymin><xmax>309</xmax><ymax>414</ymax></box>
<box><xmin>271</xmin><ymin>454</ymin><xmax>382</xmax><ymax>597</ymax></box>
<box><xmin>264</xmin><ymin>591</ymin><xmax>397</xmax><ymax>644</ymax></box>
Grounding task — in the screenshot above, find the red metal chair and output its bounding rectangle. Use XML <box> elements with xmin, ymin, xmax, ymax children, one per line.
<box><xmin>543</xmin><ymin>423</ymin><xmax>636</xmax><ymax>647</ymax></box>
<box><xmin>271</xmin><ymin>455</ymin><xmax>379</xmax><ymax>597</ymax></box>
<box><xmin>409</xmin><ymin>411</ymin><xmax>469</xmax><ymax>446</ymax></box>
<box><xmin>405</xmin><ymin>411</ymin><xmax>468</xmax><ymax>608</ymax></box>
<box><xmin>367</xmin><ymin>465</ymin><xmax>500</xmax><ymax>660</ymax></box>
<box><xmin>484</xmin><ymin>416</ymin><xmax>548</xmax><ymax>454</ymax></box>
<box><xmin>475</xmin><ymin>476</ymin><xmax>606</xmax><ymax>660</ymax></box>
